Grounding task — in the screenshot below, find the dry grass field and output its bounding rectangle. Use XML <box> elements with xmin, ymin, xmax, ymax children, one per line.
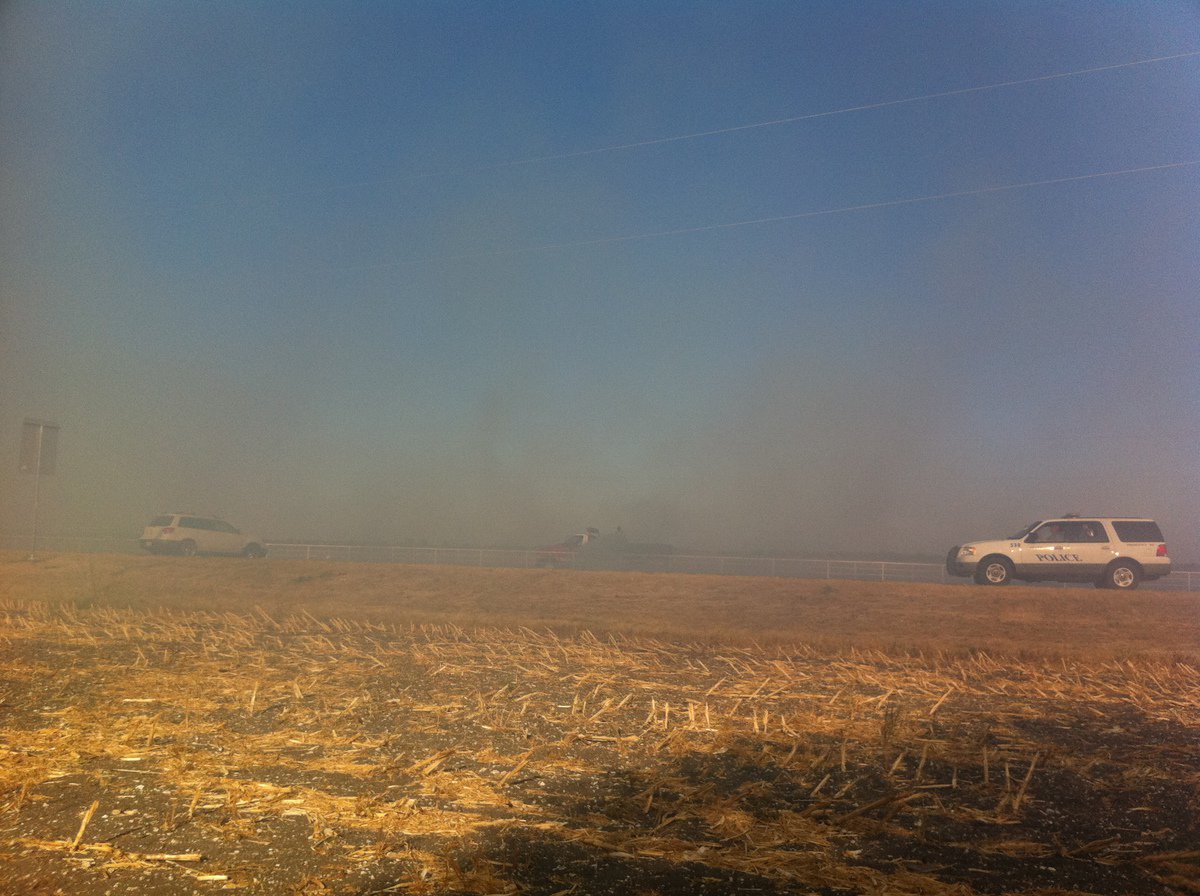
<box><xmin>1</xmin><ymin>552</ymin><xmax>1198</xmax><ymax>896</ymax></box>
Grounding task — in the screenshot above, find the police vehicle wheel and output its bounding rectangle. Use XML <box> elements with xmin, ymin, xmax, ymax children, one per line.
<box><xmin>179</xmin><ymin>540</ymin><xmax>197</xmax><ymax>557</ymax></box>
<box><xmin>1104</xmin><ymin>562</ymin><xmax>1140</xmax><ymax>590</ymax></box>
<box><xmin>975</xmin><ymin>556</ymin><xmax>1013</xmax><ymax>585</ymax></box>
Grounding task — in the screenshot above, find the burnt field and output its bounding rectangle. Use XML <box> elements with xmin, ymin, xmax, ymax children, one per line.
<box><xmin>1</xmin><ymin>553</ymin><xmax>1198</xmax><ymax>895</ymax></box>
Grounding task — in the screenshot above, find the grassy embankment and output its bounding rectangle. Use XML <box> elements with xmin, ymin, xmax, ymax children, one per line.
<box><xmin>2</xmin><ymin>550</ymin><xmax>1197</xmax><ymax>661</ymax></box>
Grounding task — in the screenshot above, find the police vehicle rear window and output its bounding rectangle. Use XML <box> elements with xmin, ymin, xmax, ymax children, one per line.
<box><xmin>1111</xmin><ymin>521</ymin><xmax>1163</xmax><ymax>543</ymax></box>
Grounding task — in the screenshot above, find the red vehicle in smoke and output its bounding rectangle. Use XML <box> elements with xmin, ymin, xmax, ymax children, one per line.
<box><xmin>533</xmin><ymin>527</ymin><xmax>673</xmax><ymax>570</ymax></box>
<box><xmin>534</xmin><ymin>527</ymin><xmax>601</xmax><ymax>568</ymax></box>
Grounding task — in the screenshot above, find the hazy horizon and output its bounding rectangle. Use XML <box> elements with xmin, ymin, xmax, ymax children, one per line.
<box><xmin>3</xmin><ymin>2</ymin><xmax>1197</xmax><ymax>562</ymax></box>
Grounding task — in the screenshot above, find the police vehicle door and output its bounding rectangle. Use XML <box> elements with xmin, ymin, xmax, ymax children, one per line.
<box><xmin>1023</xmin><ymin>520</ymin><xmax>1107</xmax><ymax>578</ymax></box>
<box><xmin>1070</xmin><ymin>520</ymin><xmax>1114</xmax><ymax>577</ymax></box>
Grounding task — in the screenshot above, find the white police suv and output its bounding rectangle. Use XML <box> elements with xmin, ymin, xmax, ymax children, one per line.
<box><xmin>946</xmin><ymin>516</ymin><xmax>1170</xmax><ymax>589</ymax></box>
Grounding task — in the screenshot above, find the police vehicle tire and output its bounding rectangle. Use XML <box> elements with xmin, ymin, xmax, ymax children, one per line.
<box><xmin>1102</xmin><ymin>561</ymin><xmax>1140</xmax><ymax>590</ymax></box>
<box><xmin>974</xmin><ymin>556</ymin><xmax>1013</xmax><ymax>586</ymax></box>
<box><xmin>179</xmin><ymin>539</ymin><xmax>197</xmax><ymax>557</ymax></box>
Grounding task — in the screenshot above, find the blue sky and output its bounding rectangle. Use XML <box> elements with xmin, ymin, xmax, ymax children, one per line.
<box><xmin>2</xmin><ymin>1</ymin><xmax>1198</xmax><ymax>559</ymax></box>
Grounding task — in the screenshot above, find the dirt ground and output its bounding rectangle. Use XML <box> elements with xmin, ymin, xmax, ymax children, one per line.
<box><xmin>1</xmin><ymin>553</ymin><xmax>1198</xmax><ymax>895</ymax></box>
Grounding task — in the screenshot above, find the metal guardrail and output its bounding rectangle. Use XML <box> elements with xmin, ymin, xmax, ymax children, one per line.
<box><xmin>2</xmin><ymin>534</ymin><xmax>1198</xmax><ymax>591</ymax></box>
<box><xmin>262</xmin><ymin>544</ymin><xmax>962</xmax><ymax>581</ymax></box>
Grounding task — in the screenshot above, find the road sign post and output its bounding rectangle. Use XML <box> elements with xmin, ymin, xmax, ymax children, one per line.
<box><xmin>20</xmin><ymin>418</ymin><xmax>59</xmax><ymax>560</ymax></box>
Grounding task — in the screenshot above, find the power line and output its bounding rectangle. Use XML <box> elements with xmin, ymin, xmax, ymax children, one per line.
<box><xmin>340</xmin><ymin>160</ymin><xmax>1198</xmax><ymax>270</ymax></box>
<box><xmin>477</xmin><ymin>51</ymin><xmax>1200</xmax><ymax>171</ymax></box>
<box><xmin>263</xmin><ymin>50</ymin><xmax>1200</xmax><ymax>196</ymax></box>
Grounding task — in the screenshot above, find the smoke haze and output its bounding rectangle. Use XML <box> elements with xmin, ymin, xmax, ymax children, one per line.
<box><xmin>2</xmin><ymin>2</ymin><xmax>1198</xmax><ymax>561</ymax></box>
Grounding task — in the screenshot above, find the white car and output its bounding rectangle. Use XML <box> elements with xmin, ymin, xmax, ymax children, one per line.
<box><xmin>946</xmin><ymin>516</ymin><xmax>1170</xmax><ymax>589</ymax></box>
<box><xmin>140</xmin><ymin>513</ymin><xmax>267</xmax><ymax>558</ymax></box>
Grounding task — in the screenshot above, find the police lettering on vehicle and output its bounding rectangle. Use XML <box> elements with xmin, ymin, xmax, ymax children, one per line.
<box><xmin>1035</xmin><ymin>553</ymin><xmax>1081</xmax><ymax>562</ymax></box>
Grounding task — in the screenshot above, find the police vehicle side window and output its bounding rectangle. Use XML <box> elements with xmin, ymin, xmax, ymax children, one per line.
<box><xmin>1112</xmin><ymin>521</ymin><xmax>1163</xmax><ymax>543</ymax></box>
<box><xmin>1059</xmin><ymin>521</ymin><xmax>1106</xmax><ymax>542</ymax></box>
<box><xmin>1027</xmin><ymin>524</ymin><xmax>1060</xmax><ymax>543</ymax></box>
<box><xmin>1057</xmin><ymin>522</ymin><xmax>1083</xmax><ymax>542</ymax></box>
